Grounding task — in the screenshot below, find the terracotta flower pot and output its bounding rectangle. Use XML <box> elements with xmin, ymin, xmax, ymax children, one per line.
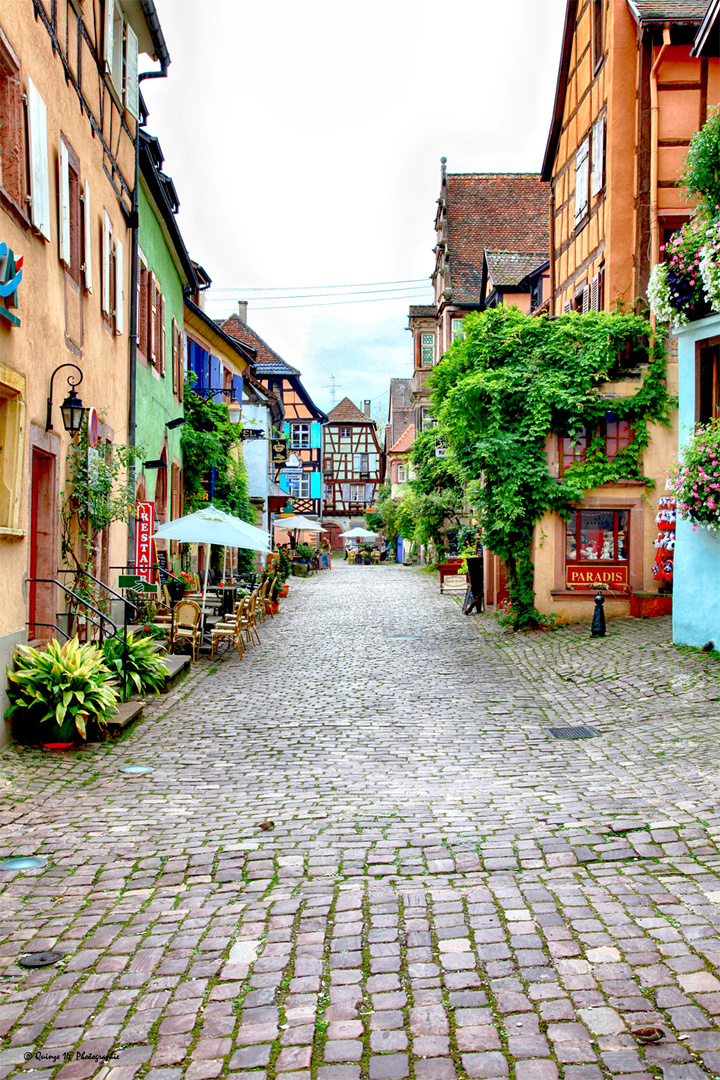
<box><xmin>279</xmin><ymin>585</ymin><xmax>289</xmax><ymax>598</ymax></box>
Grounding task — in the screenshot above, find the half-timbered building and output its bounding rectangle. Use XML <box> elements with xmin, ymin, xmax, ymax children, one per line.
<box><xmin>529</xmin><ymin>0</ymin><xmax>718</xmax><ymax>624</ymax></box>
<box><xmin>221</xmin><ymin>310</ymin><xmax>327</xmax><ymax>518</ymax></box>
<box><xmin>322</xmin><ymin>398</ymin><xmax>383</xmax><ymax>548</ymax></box>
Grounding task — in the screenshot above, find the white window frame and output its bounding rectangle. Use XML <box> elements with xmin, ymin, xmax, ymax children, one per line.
<box><xmin>420</xmin><ymin>333</ymin><xmax>435</xmax><ymax>367</ymax></box>
<box><xmin>574</xmin><ymin>136</ymin><xmax>590</xmax><ymax>225</ymax></box>
<box><xmin>421</xmin><ymin>408</ymin><xmax>437</xmax><ymax>432</ymax></box>
<box><xmin>349</xmin><ymin>484</ymin><xmax>366</xmax><ymax>503</ymax></box>
<box><xmin>451</xmin><ymin>318</ymin><xmax>464</xmax><ymax>342</ymax></box>
<box><xmin>294</xmin><ymin>474</ymin><xmax>311</xmax><ymax>499</ymax></box>
<box><xmin>397</xmin><ymin>465</ymin><xmax>407</xmax><ymax>484</ymax></box>
<box><xmin>591</xmin><ymin>115</ymin><xmax>605</xmax><ymax>197</ymax></box>
<box><xmin>340</xmin><ymin>427</ymin><xmax>351</xmax><ymax>437</ymax></box>
<box><xmin>290</xmin><ymin>423</ymin><xmax>310</xmax><ymax>449</ymax></box>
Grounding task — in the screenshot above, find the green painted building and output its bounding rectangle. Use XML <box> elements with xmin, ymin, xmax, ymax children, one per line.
<box><xmin>134</xmin><ymin>129</ymin><xmax>196</xmax><ymax>568</ymax></box>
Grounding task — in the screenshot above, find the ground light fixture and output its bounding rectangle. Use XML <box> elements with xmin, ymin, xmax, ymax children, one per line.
<box><xmin>46</xmin><ymin>364</ymin><xmax>85</xmax><ymax>434</ymax></box>
<box><xmin>0</xmin><ymin>856</ymin><xmax>48</xmax><ymax>870</ymax></box>
<box><xmin>119</xmin><ymin>765</ymin><xmax>153</xmax><ymax>774</ymax></box>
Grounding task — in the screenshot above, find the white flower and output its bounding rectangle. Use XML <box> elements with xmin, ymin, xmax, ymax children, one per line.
<box><xmin>648</xmin><ymin>262</ymin><xmax>688</xmax><ymax>326</ymax></box>
<box><xmin>699</xmin><ymin>221</ymin><xmax>720</xmax><ymax>312</ymax></box>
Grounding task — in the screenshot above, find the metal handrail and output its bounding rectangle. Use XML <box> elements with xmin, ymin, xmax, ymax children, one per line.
<box><xmin>58</xmin><ymin>568</ymin><xmax>139</xmax><ymax>619</ymax></box>
<box><xmin>28</xmin><ymin>621</ymin><xmax>71</xmax><ymax>642</ymax></box>
<box><xmin>26</xmin><ymin>578</ymin><xmax>118</xmax><ymax>643</ymax></box>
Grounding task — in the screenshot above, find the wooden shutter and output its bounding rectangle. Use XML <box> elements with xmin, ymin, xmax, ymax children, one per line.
<box><xmin>159</xmin><ymin>293</ymin><xmax>166</xmax><ymax>375</ymax></box>
<box><xmin>104</xmin><ymin>0</ymin><xmax>115</xmax><ymax>71</ymax></box>
<box><xmin>581</xmin><ymin>284</ymin><xmax>590</xmax><ymax>315</ymax></box>
<box><xmin>138</xmin><ymin>263</ymin><xmax>148</xmax><ymax>354</ymax></box>
<box><xmin>591</xmin><ymin>115</ymin><xmax>605</xmax><ymax>197</ymax></box>
<box><xmin>563</xmin><ymin>300</ymin><xmax>572</xmax><ymax>314</ymax></box>
<box><xmin>172</xmin><ymin>318</ymin><xmax>179</xmax><ymax>394</ymax></box>
<box><xmin>125</xmin><ymin>23</ymin><xmax>139</xmax><ymax>118</ymax></box>
<box><xmin>114</xmin><ymin>238</ymin><xmax>123</xmax><ymax>334</ymax></box>
<box><xmin>26</xmin><ymin>78</ymin><xmax>51</xmax><ymax>240</ymax></box>
<box><xmin>365</xmin><ymin>483</ymin><xmax>374</xmax><ymax>502</ymax></box>
<box><xmin>574</xmin><ymin>137</ymin><xmax>589</xmax><ymax>224</ymax></box>
<box><xmin>590</xmin><ymin>274</ymin><xmax>600</xmax><ymax>312</ymax></box>
<box><xmin>82</xmin><ymin>179</ymin><xmax>93</xmax><ymax>292</ymax></box>
<box><xmin>68</xmin><ymin>160</ymin><xmax>81</xmax><ymax>285</ymax></box>
<box><xmin>179</xmin><ymin>331</ymin><xmax>185</xmax><ymax>401</ymax></box>
<box><xmin>341</xmin><ymin>483</ymin><xmax>350</xmax><ymax>502</ymax></box>
<box><xmin>101</xmin><ymin>209</ymin><xmax>112</xmax><ymax>315</ymax></box>
<box><xmin>58</xmin><ymin>139</ymin><xmax>71</xmax><ymax>266</ymax></box>
<box><xmin>148</xmin><ymin>271</ymin><xmax>156</xmax><ymax>362</ymax></box>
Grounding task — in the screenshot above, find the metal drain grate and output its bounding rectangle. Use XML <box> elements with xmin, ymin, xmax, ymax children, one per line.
<box><xmin>547</xmin><ymin>725</ymin><xmax>599</xmax><ymax>740</ymax></box>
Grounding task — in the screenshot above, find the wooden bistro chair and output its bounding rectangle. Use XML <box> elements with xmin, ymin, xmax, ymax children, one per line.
<box><xmin>256</xmin><ymin>577</ymin><xmax>272</xmax><ymax>623</ymax></box>
<box><xmin>241</xmin><ymin>590</ymin><xmax>262</xmax><ymax>647</ymax></box>
<box><xmin>347</xmin><ymin>550</ymin><xmax>357</xmax><ymax>565</ymax></box>
<box><xmin>173</xmin><ymin>599</ymin><xmax>202</xmax><ymax>662</ymax></box>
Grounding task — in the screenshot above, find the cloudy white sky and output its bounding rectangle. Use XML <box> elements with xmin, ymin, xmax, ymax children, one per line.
<box><xmin>142</xmin><ymin>0</ymin><xmax>566</xmax><ymax>418</ymax></box>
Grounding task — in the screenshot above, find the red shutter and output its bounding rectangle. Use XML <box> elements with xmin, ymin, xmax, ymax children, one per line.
<box><xmin>171</xmin><ymin>318</ymin><xmax>179</xmax><ymax>394</ymax></box>
<box><xmin>149</xmin><ymin>272</ymin><xmax>157</xmax><ymax>363</ymax></box>
<box><xmin>138</xmin><ymin>265</ymin><xmax>147</xmax><ymax>356</ymax></box>
<box><xmin>159</xmin><ymin>292</ymin><xmax>166</xmax><ymax>376</ymax></box>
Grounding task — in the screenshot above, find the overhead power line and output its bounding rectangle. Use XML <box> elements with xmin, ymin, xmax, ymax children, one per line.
<box><xmin>246</xmin><ymin>292</ymin><xmax>433</xmax><ymax>312</ymax></box>
<box><xmin>211</xmin><ymin>277</ymin><xmax>430</xmax><ymax>293</ymax></box>
<box><xmin>211</xmin><ymin>284</ymin><xmax>433</xmax><ymax>302</ymax></box>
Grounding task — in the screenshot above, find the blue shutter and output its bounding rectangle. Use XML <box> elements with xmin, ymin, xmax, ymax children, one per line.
<box><xmin>279</xmin><ymin>473</ymin><xmax>290</xmax><ymax>493</ymax></box>
<box><xmin>210</xmin><ymin>356</ymin><xmax>222</xmax><ymax>401</ymax></box>
<box><xmin>232</xmin><ymin>375</ymin><xmax>243</xmax><ymax>403</ymax></box>
<box><xmin>310</xmin><ymin>471</ymin><xmax>321</xmax><ymax>499</ymax></box>
<box><xmin>283</xmin><ymin>421</ymin><xmax>290</xmax><ymax>438</ymax></box>
<box><xmin>310</xmin><ymin>422</ymin><xmax>322</xmax><ymax>449</ymax></box>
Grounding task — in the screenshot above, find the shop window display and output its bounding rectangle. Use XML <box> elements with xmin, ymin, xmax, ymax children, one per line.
<box><xmin>566</xmin><ymin>510</ymin><xmax>629</xmax><ymax>563</ymax></box>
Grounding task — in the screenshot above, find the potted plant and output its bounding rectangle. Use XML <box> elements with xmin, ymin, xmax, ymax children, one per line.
<box><xmin>4</xmin><ymin>636</ymin><xmax>119</xmax><ymax>745</ymax></box>
<box><xmin>102</xmin><ymin>631</ymin><xmax>168</xmax><ymax>702</ymax></box>
<box><xmin>179</xmin><ymin>570</ymin><xmax>195</xmax><ymax>594</ymax></box>
<box><xmin>363</xmin><ymin>545</ymin><xmax>372</xmax><ymax>565</ymax></box>
<box><xmin>668</xmin><ymin>419</ymin><xmax>720</xmax><ymax>536</ymax></box>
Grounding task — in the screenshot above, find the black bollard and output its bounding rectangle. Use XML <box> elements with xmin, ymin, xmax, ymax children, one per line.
<box><xmin>591</xmin><ymin>592</ymin><xmax>606</xmax><ymax>638</ymax></box>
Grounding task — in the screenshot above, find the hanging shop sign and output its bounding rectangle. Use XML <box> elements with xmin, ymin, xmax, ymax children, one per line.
<box><xmin>0</xmin><ymin>242</ymin><xmax>23</xmax><ymax>327</ymax></box>
<box><xmin>566</xmin><ymin>565</ymin><xmax>628</xmax><ymax>590</ymax></box>
<box><xmin>134</xmin><ymin>501</ymin><xmax>155</xmax><ymax>583</ymax></box>
<box><xmin>271</xmin><ymin>439</ymin><xmax>289</xmax><ymax>464</ymax></box>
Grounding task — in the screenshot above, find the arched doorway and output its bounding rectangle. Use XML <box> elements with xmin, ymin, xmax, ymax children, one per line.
<box><xmin>323</xmin><ymin>521</ymin><xmax>344</xmax><ymax>551</ymax></box>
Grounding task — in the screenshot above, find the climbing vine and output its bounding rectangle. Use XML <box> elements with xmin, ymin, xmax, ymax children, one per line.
<box><xmin>180</xmin><ymin>381</ymin><xmax>257</xmax><ymax>573</ymax></box>
<box><xmin>429</xmin><ymin>305</ymin><xmax>674</xmax><ymax>629</ymax></box>
<box><xmin>61</xmin><ymin>419</ymin><xmax>143</xmax><ymax>624</ymax></box>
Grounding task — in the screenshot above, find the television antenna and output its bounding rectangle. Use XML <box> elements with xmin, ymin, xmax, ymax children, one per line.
<box><xmin>323</xmin><ymin>373</ymin><xmax>342</xmax><ymax>407</ymax></box>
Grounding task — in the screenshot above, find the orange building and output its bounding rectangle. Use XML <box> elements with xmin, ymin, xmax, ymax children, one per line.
<box><xmin>531</xmin><ymin>0</ymin><xmax>719</xmax><ymax>623</ymax></box>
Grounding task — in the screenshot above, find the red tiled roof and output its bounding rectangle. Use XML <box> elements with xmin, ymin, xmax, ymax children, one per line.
<box><xmin>485</xmin><ymin>250</ymin><xmax>549</xmax><ymax>288</ymax></box>
<box><xmin>220</xmin><ymin>313</ymin><xmax>300</xmax><ymax>376</ymax></box>
<box><xmin>633</xmin><ymin>0</ymin><xmax>709</xmax><ymax>19</ymax></box>
<box><xmin>389</xmin><ymin>424</ymin><xmax>415</xmax><ymax>454</ymax></box>
<box><xmin>391</xmin><ymin>407</ymin><xmax>414</xmax><ymax>447</ymax></box>
<box><xmin>326</xmin><ymin>397</ymin><xmax>370</xmax><ymax>424</ymax></box>
<box><xmin>444</xmin><ymin>174</ymin><xmax>550</xmax><ymax>303</ymax></box>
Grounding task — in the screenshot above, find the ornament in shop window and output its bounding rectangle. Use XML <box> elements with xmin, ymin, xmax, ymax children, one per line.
<box><xmin>652</xmin><ymin>496</ymin><xmax>676</xmax><ymax>588</ymax></box>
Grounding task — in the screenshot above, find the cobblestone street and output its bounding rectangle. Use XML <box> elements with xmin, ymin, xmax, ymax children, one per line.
<box><xmin>3</xmin><ymin>562</ymin><xmax>720</xmax><ymax>1080</ymax></box>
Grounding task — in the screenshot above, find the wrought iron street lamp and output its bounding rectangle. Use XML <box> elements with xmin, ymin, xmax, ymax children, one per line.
<box><xmin>46</xmin><ymin>364</ymin><xmax>86</xmax><ymax>435</ymax></box>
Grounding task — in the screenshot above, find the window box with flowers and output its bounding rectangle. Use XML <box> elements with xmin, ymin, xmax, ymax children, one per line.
<box><xmin>649</xmin><ymin>108</ymin><xmax>720</xmax><ymax>326</ymax></box>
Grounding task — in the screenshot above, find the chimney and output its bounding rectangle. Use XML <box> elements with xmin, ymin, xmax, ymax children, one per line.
<box><xmin>363</xmin><ymin>400</ymin><xmax>371</xmax><ymax>417</ymax></box>
<box><xmin>237</xmin><ymin>300</ymin><xmax>248</xmax><ymax>322</ymax></box>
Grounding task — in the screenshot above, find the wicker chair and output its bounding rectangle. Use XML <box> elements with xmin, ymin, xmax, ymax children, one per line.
<box><xmin>173</xmin><ymin>599</ymin><xmax>202</xmax><ymax>662</ymax></box>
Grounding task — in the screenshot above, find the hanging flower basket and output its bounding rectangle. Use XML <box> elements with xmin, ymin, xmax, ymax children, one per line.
<box><xmin>668</xmin><ymin>420</ymin><xmax>720</xmax><ymax>536</ymax></box>
<box><xmin>648</xmin><ymin>220</ymin><xmax>718</xmax><ymax>326</ymax></box>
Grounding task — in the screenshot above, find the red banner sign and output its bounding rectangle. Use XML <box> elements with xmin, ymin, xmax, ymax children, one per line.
<box><xmin>135</xmin><ymin>502</ymin><xmax>155</xmax><ymax>583</ymax></box>
<box><xmin>566</xmin><ymin>564</ymin><xmax>628</xmax><ymax>590</ymax></box>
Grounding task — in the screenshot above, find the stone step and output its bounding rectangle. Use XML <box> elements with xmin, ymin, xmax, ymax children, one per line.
<box><xmin>162</xmin><ymin>654</ymin><xmax>191</xmax><ymax>691</ymax></box>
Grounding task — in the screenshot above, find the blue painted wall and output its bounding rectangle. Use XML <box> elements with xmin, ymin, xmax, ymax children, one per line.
<box><xmin>672</xmin><ymin>314</ymin><xmax>720</xmax><ymax>647</ymax></box>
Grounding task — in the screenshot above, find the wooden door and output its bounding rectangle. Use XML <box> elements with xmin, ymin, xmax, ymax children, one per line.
<box><xmin>29</xmin><ymin>449</ymin><xmax>57</xmax><ymax>640</ymax></box>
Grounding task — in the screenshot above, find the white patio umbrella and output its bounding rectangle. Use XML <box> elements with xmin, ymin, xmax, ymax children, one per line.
<box><xmin>153</xmin><ymin>504</ymin><xmax>271</xmax><ymax>616</ymax></box>
<box><xmin>339</xmin><ymin>527</ymin><xmax>378</xmax><ymax>539</ymax></box>
<box><xmin>275</xmin><ymin>515</ymin><xmax>327</xmax><ymax>532</ymax></box>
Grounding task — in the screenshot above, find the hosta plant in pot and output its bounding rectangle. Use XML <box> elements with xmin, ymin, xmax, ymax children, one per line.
<box><xmin>4</xmin><ymin>636</ymin><xmax>119</xmax><ymax>744</ymax></box>
<box><xmin>668</xmin><ymin>419</ymin><xmax>720</xmax><ymax>535</ymax></box>
<box><xmin>102</xmin><ymin>631</ymin><xmax>168</xmax><ymax>702</ymax></box>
